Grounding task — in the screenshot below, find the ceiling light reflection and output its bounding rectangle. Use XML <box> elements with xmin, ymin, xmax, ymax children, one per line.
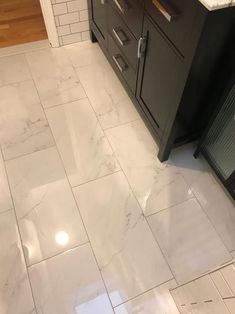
<box><xmin>55</xmin><ymin>231</ymin><xmax>69</xmax><ymax>246</ymax></box>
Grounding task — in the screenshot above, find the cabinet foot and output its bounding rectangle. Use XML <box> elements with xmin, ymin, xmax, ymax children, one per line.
<box><xmin>90</xmin><ymin>31</ymin><xmax>97</xmax><ymax>43</ymax></box>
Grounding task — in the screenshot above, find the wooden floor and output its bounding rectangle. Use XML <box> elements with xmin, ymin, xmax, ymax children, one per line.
<box><xmin>0</xmin><ymin>0</ymin><xmax>47</xmax><ymax>48</ymax></box>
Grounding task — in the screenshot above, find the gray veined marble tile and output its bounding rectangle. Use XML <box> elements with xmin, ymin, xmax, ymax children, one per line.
<box><xmin>46</xmin><ymin>98</ymin><xmax>120</xmax><ymax>187</ymax></box>
<box><xmin>114</xmin><ymin>279</ymin><xmax>179</xmax><ymax>314</ymax></box>
<box><xmin>0</xmin><ymin>150</ymin><xmax>12</xmax><ymax>213</ymax></box>
<box><xmin>0</xmin><ymin>80</ymin><xmax>54</xmax><ymax>160</ymax></box>
<box><xmin>6</xmin><ymin>147</ymin><xmax>88</xmax><ymax>266</ymax></box>
<box><xmin>29</xmin><ymin>244</ymin><xmax>113</xmax><ymax>314</ymax></box>
<box><xmin>73</xmin><ymin>172</ymin><xmax>173</xmax><ymax>307</ymax></box>
<box><xmin>147</xmin><ymin>198</ymin><xmax>231</xmax><ymax>284</ymax></box>
<box><xmin>0</xmin><ymin>54</ymin><xmax>31</xmax><ymax>86</ymax></box>
<box><xmin>170</xmin><ymin>143</ymin><xmax>235</xmax><ymax>252</ymax></box>
<box><xmin>26</xmin><ymin>47</ymin><xmax>86</xmax><ymax>108</ymax></box>
<box><xmin>0</xmin><ymin>210</ymin><xmax>35</xmax><ymax>314</ymax></box>
<box><xmin>106</xmin><ymin>120</ymin><xmax>193</xmax><ymax>216</ymax></box>
<box><xmin>191</xmin><ymin>171</ymin><xmax>235</xmax><ymax>252</ymax></box>
<box><xmin>65</xmin><ymin>41</ymin><xmax>107</xmax><ymax>69</ymax></box>
<box><xmin>71</xmin><ymin>42</ymin><xmax>139</xmax><ymax>129</ymax></box>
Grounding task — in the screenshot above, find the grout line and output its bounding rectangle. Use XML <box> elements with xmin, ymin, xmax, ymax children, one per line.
<box><xmin>3</xmin><ymin>144</ymin><xmax>56</xmax><ymax>163</ymax></box>
<box><xmin>41</xmin><ymin>93</ymin><xmax>87</xmax><ymax>110</ymax></box>
<box><xmin>24</xmin><ymin>47</ymin><xmax>116</xmax><ymax>312</ymax></box>
<box><xmin>102</xmin><ymin>126</ymin><xmax>178</xmax><ymax>286</ymax></box>
<box><xmin>113</xmin><ymin>278</ymin><xmax>176</xmax><ymax>309</ymax></box>
<box><xmin>65</xmin><ymin>43</ymin><xmax>180</xmax><ymax>289</ymax></box>
<box><xmin>190</xmin><ymin>187</ymin><xmax>233</xmax><ymax>258</ymax></box>
<box><xmin>173</xmin><ymin>151</ymin><xmax>234</xmax><ymax>255</ymax></box>
<box><xmin>70</xmin><ymin>169</ymin><xmax>122</xmax><ymax>188</ymax></box>
<box><xmin>0</xmin><ymin>207</ymin><xmax>14</xmax><ymax>216</ymax></box>
<box><xmin>27</xmin><ymin>241</ymin><xmax>90</xmax><ymax>268</ymax></box>
<box><xmin>1</xmin><ymin>146</ymin><xmax>38</xmax><ymax>314</ymax></box>
<box><xmin>101</xmin><ymin>118</ymin><xmax>141</xmax><ymax>132</ymax></box>
<box><xmin>145</xmin><ymin>196</ymin><xmax>195</xmax><ymax>219</ymax></box>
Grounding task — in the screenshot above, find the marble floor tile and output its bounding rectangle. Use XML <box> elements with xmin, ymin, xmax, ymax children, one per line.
<box><xmin>191</xmin><ymin>171</ymin><xmax>235</xmax><ymax>252</ymax></box>
<box><xmin>6</xmin><ymin>147</ymin><xmax>88</xmax><ymax>266</ymax></box>
<box><xmin>169</xmin><ymin>143</ymin><xmax>207</xmax><ymax>187</ymax></box>
<box><xmin>114</xmin><ymin>279</ymin><xmax>179</xmax><ymax>314</ymax></box>
<box><xmin>171</xmin><ymin>143</ymin><xmax>235</xmax><ymax>252</ymax></box>
<box><xmin>0</xmin><ymin>80</ymin><xmax>54</xmax><ymax>160</ymax></box>
<box><xmin>46</xmin><ymin>99</ymin><xmax>120</xmax><ymax>186</ymax></box>
<box><xmin>73</xmin><ymin>172</ymin><xmax>173</xmax><ymax>307</ymax></box>
<box><xmin>72</xmin><ymin>43</ymin><xmax>139</xmax><ymax>129</ymax></box>
<box><xmin>106</xmin><ymin>120</ymin><xmax>192</xmax><ymax>216</ymax></box>
<box><xmin>0</xmin><ymin>210</ymin><xmax>35</xmax><ymax>314</ymax></box>
<box><xmin>65</xmin><ymin>41</ymin><xmax>107</xmax><ymax>68</ymax></box>
<box><xmin>147</xmin><ymin>198</ymin><xmax>231</xmax><ymax>283</ymax></box>
<box><xmin>29</xmin><ymin>244</ymin><xmax>113</xmax><ymax>314</ymax></box>
<box><xmin>26</xmin><ymin>48</ymin><xmax>86</xmax><ymax>108</ymax></box>
<box><xmin>0</xmin><ymin>54</ymin><xmax>31</xmax><ymax>86</ymax></box>
<box><xmin>0</xmin><ymin>150</ymin><xmax>12</xmax><ymax>213</ymax></box>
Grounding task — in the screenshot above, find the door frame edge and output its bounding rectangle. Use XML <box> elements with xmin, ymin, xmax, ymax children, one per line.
<box><xmin>39</xmin><ymin>0</ymin><xmax>59</xmax><ymax>47</ymax></box>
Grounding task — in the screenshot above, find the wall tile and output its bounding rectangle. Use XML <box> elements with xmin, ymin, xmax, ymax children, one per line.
<box><xmin>53</xmin><ymin>3</ymin><xmax>67</xmax><ymax>15</ymax></box>
<box><xmin>70</xmin><ymin>21</ymin><xmax>89</xmax><ymax>33</ymax></box>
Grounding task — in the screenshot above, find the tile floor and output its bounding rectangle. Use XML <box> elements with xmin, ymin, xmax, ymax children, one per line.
<box><xmin>0</xmin><ymin>40</ymin><xmax>234</xmax><ymax>314</ymax></box>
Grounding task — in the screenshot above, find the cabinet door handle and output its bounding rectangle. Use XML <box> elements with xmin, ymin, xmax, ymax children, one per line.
<box><xmin>100</xmin><ymin>0</ymin><xmax>105</xmax><ymax>4</ymax></box>
<box><xmin>113</xmin><ymin>27</ymin><xmax>129</xmax><ymax>46</ymax></box>
<box><xmin>152</xmin><ymin>0</ymin><xmax>177</xmax><ymax>22</ymax></box>
<box><xmin>112</xmin><ymin>54</ymin><xmax>128</xmax><ymax>72</ymax></box>
<box><xmin>137</xmin><ymin>37</ymin><xmax>147</xmax><ymax>59</ymax></box>
<box><xmin>114</xmin><ymin>0</ymin><xmax>129</xmax><ymax>14</ymax></box>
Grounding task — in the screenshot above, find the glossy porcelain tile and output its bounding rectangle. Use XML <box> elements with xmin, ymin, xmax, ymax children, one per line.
<box><xmin>6</xmin><ymin>147</ymin><xmax>88</xmax><ymax>266</ymax></box>
<box><xmin>0</xmin><ymin>210</ymin><xmax>35</xmax><ymax>314</ymax></box>
<box><xmin>171</xmin><ymin>271</ymin><xmax>232</xmax><ymax>314</ymax></box>
<box><xmin>191</xmin><ymin>171</ymin><xmax>235</xmax><ymax>252</ymax></box>
<box><xmin>65</xmin><ymin>41</ymin><xmax>107</xmax><ymax>68</ymax></box>
<box><xmin>147</xmin><ymin>198</ymin><xmax>231</xmax><ymax>283</ymax></box>
<box><xmin>0</xmin><ymin>80</ymin><xmax>54</xmax><ymax>160</ymax></box>
<box><xmin>169</xmin><ymin>143</ymin><xmax>207</xmax><ymax>187</ymax></box>
<box><xmin>171</xmin><ymin>144</ymin><xmax>235</xmax><ymax>252</ymax></box>
<box><xmin>0</xmin><ymin>150</ymin><xmax>12</xmax><ymax>213</ymax></box>
<box><xmin>46</xmin><ymin>99</ymin><xmax>120</xmax><ymax>186</ymax></box>
<box><xmin>26</xmin><ymin>48</ymin><xmax>86</xmax><ymax>108</ymax></box>
<box><xmin>210</xmin><ymin>270</ymin><xmax>233</xmax><ymax>298</ymax></box>
<box><xmin>73</xmin><ymin>171</ymin><xmax>173</xmax><ymax>307</ymax></box>
<box><xmin>224</xmin><ymin>298</ymin><xmax>235</xmax><ymax>314</ymax></box>
<box><xmin>29</xmin><ymin>244</ymin><xmax>113</xmax><ymax>314</ymax></box>
<box><xmin>0</xmin><ymin>54</ymin><xmax>31</xmax><ymax>86</ymax></box>
<box><xmin>69</xmin><ymin>42</ymin><xmax>139</xmax><ymax>129</ymax></box>
<box><xmin>106</xmin><ymin>120</ymin><xmax>192</xmax><ymax>215</ymax></box>
<box><xmin>220</xmin><ymin>264</ymin><xmax>235</xmax><ymax>294</ymax></box>
<box><xmin>114</xmin><ymin>279</ymin><xmax>179</xmax><ymax>314</ymax></box>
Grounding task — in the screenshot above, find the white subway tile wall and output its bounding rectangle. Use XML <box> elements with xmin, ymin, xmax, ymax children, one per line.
<box><xmin>51</xmin><ymin>0</ymin><xmax>89</xmax><ymax>46</ymax></box>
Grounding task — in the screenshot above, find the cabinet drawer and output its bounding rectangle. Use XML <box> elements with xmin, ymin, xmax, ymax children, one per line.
<box><xmin>145</xmin><ymin>0</ymin><xmax>199</xmax><ymax>56</ymax></box>
<box><xmin>108</xmin><ymin>4</ymin><xmax>138</xmax><ymax>70</ymax></box>
<box><xmin>108</xmin><ymin>34</ymin><xmax>136</xmax><ymax>93</ymax></box>
<box><xmin>110</xmin><ymin>0</ymin><xmax>143</xmax><ymax>39</ymax></box>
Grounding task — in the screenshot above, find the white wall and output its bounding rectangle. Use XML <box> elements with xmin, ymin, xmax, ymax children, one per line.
<box><xmin>51</xmin><ymin>0</ymin><xmax>90</xmax><ymax>46</ymax></box>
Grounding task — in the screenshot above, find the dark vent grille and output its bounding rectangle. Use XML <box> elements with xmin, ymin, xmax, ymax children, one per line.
<box><xmin>201</xmin><ymin>85</ymin><xmax>235</xmax><ymax>181</ymax></box>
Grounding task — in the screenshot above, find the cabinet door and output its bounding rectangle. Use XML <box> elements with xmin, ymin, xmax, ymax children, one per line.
<box><xmin>137</xmin><ymin>16</ymin><xmax>184</xmax><ymax>133</ymax></box>
<box><xmin>90</xmin><ymin>0</ymin><xmax>107</xmax><ymax>45</ymax></box>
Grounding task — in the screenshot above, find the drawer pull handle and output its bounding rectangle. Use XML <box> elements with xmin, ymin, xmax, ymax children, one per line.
<box><xmin>137</xmin><ymin>37</ymin><xmax>147</xmax><ymax>59</ymax></box>
<box><xmin>112</xmin><ymin>54</ymin><xmax>128</xmax><ymax>72</ymax></box>
<box><xmin>114</xmin><ymin>0</ymin><xmax>129</xmax><ymax>14</ymax></box>
<box><xmin>113</xmin><ymin>27</ymin><xmax>129</xmax><ymax>46</ymax></box>
<box><xmin>152</xmin><ymin>0</ymin><xmax>177</xmax><ymax>22</ymax></box>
